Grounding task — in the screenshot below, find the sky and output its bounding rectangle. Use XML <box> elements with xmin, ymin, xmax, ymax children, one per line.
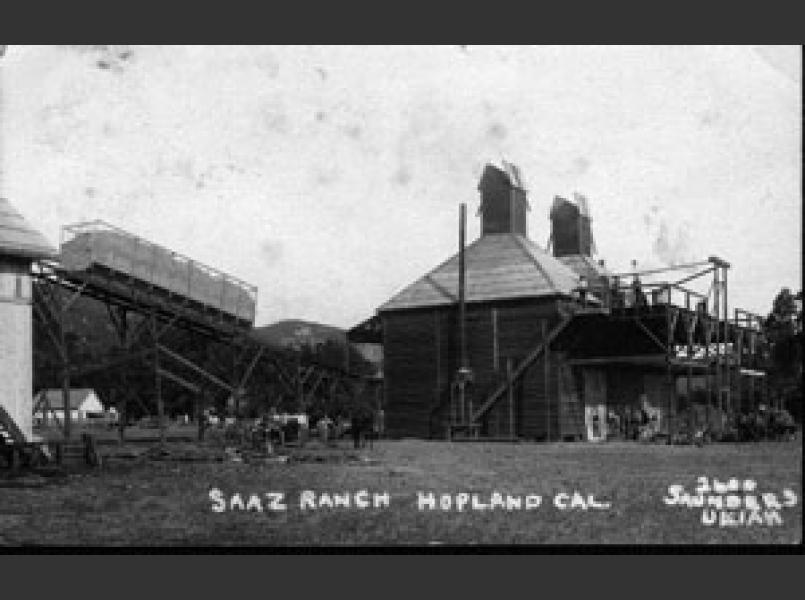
<box><xmin>1</xmin><ymin>45</ymin><xmax>801</xmax><ymax>328</ymax></box>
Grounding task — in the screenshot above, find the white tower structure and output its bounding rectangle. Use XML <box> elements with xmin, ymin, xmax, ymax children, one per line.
<box><xmin>0</xmin><ymin>198</ymin><xmax>56</xmax><ymax>440</ymax></box>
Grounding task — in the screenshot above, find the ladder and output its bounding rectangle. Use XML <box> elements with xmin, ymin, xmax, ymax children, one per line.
<box><xmin>0</xmin><ymin>404</ymin><xmax>52</xmax><ymax>469</ymax></box>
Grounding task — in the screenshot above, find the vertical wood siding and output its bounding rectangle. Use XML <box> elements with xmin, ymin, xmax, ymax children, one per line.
<box><xmin>383</xmin><ymin>298</ymin><xmax>574</xmax><ymax>439</ymax></box>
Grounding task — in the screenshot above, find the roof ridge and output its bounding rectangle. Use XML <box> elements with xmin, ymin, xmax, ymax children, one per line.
<box><xmin>0</xmin><ymin>198</ymin><xmax>57</xmax><ymax>259</ymax></box>
<box><xmin>511</xmin><ymin>234</ymin><xmax>560</xmax><ymax>293</ymax></box>
<box><xmin>378</xmin><ymin>237</ymin><xmax>484</xmax><ymax>311</ymax></box>
<box><xmin>378</xmin><ymin>233</ymin><xmax>582</xmax><ymax>312</ymax></box>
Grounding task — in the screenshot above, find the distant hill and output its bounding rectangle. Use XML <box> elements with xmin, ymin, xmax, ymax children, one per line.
<box><xmin>251</xmin><ymin>319</ymin><xmax>347</xmax><ymax>350</ymax></box>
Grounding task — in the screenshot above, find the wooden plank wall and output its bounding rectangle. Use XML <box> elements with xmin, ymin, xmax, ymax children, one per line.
<box><xmin>382</xmin><ymin>309</ymin><xmax>439</xmax><ymax>438</ymax></box>
<box><xmin>383</xmin><ymin>298</ymin><xmax>572</xmax><ymax>440</ymax></box>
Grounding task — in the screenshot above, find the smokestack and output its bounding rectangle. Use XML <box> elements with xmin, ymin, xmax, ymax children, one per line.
<box><xmin>477</xmin><ymin>163</ymin><xmax>529</xmax><ymax>237</ymax></box>
<box><xmin>550</xmin><ymin>194</ymin><xmax>593</xmax><ymax>257</ymax></box>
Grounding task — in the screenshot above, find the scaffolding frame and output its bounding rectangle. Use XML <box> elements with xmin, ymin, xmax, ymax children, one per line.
<box><xmin>30</xmin><ymin>260</ymin><xmax>361</xmax><ymax>447</ymax></box>
<box><xmin>464</xmin><ymin>256</ymin><xmax>771</xmax><ymax>441</ymax></box>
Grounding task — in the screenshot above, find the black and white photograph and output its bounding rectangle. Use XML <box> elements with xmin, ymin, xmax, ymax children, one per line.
<box><xmin>0</xmin><ymin>45</ymin><xmax>801</xmax><ymax>548</ymax></box>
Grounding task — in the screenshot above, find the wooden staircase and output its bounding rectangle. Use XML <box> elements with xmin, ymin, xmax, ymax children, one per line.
<box><xmin>1</xmin><ymin>403</ymin><xmax>45</xmax><ymax>469</ymax></box>
<box><xmin>0</xmin><ymin>403</ymin><xmax>27</xmax><ymax>445</ymax></box>
<box><xmin>0</xmin><ymin>404</ymin><xmax>66</xmax><ymax>469</ymax></box>
<box><xmin>470</xmin><ymin>313</ymin><xmax>575</xmax><ymax>425</ymax></box>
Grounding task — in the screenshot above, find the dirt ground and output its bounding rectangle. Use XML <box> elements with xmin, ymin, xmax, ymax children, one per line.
<box><xmin>0</xmin><ymin>435</ymin><xmax>801</xmax><ymax>547</ymax></box>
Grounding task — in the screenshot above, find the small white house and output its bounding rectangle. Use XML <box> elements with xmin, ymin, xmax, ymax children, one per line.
<box><xmin>33</xmin><ymin>388</ymin><xmax>105</xmax><ymax>424</ymax></box>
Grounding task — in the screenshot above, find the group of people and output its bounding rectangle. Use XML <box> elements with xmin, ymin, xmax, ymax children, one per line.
<box><xmin>315</xmin><ymin>409</ymin><xmax>385</xmax><ymax>449</ymax></box>
<box><xmin>603</xmin><ymin>404</ymin><xmax>659</xmax><ymax>441</ymax></box>
<box><xmin>731</xmin><ymin>407</ymin><xmax>797</xmax><ymax>442</ymax></box>
<box><xmin>212</xmin><ymin>405</ymin><xmax>387</xmax><ymax>451</ymax></box>
<box><xmin>607</xmin><ymin>275</ymin><xmax>648</xmax><ymax>310</ymax></box>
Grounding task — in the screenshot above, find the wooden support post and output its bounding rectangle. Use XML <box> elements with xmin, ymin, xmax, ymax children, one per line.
<box><xmin>197</xmin><ymin>388</ymin><xmax>206</xmax><ymax>442</ymax></box>
<box><xmin>491</xmin><ymin>308</ymin><xmax>499</xmax><ymax>372</ymax></box>
<box><xmin>507</xmin><ymin>357</ymin><xmax>515</xmax><ymax>440</ymax></box>
<box><xmin>457</xmin><ymin>203</ymin><xmax>468</xmax><ymax>433</ymax></box>
<box><xmin>666</xmin><ymin>308</ymin><xmax>673</xmax><ymax>442</ymax></box>
<box><xmin>543</xmin><ymin>320</ymin><xmax>550</xmax><ymax>442</ymax></box>
<box><xmin>685</xmin><ymin>294</ymin><xmax>693</xmax><ymax>431</ymax></box>
<box><xmin>9</xmin><ymin>447</ymin><xmax>19</xmax><ymax>474</ymax></box>
<box><xmin>232</xmin><ymin>345</ymin><xmax>240</xmax><ymax>420</ymax></box>
<box><xmin>468</xmin><ymin>393</ymin><xmax>474</xmax><ymax>437</ymax></box>
<box><xmin>152</xmin><ymin>315</ymin><xmax>165</xmax><ymax>447</ymax></box>
<box><xmin>458</xmin><ymin>203</ymin><xmax>467</xmax><ymax>372</ymax></box>
<box><xmin>435</xmin><ymin>311</ymin><xmax>442</xmax><ymax>427</ymax></box>
<box><xmin>58</xmin><ymin>290</ymin><xmax>72</xmax><ymax>441</ymax></box>
<box><xmin>713</xmin><ymin>268</ymin><xmax>721</xmax><ymax>419</ymax></box>
<box><xmin>762</xmin><ymin>375</ymin><xmax>769</xmax><ymax>409</ymax></box>
<box><xmin>704</xmin><ymin>317</ymin><xmax>712</xmax><ymax>427</ymax></box>
<box><xmin>61</xmin><ymin>362</ymin><xmax>71</xmax><ymax>441</ymax></box>
<box><xmin>297</xmin><ymin>356</ymin><xmax>304</xmax><ymax>413</ymax></box>
<box><xmin>723</xmin><ymin>267</ymin><xmax>730</xmax><ymax>413</ymax></box>
<box><xmin>734</xmin><ymin>312</ymin><xmax>742</xmax><ymax>412</ymax></box>
<box><xmin>118</xmin><ymin>391</ymin><xmax>127</xmax><ymax>444</ymax></box>
<box><xmin>114</xmin><ymin>308</ymin><xmax>128</xmax><ymax>444</ymax></box>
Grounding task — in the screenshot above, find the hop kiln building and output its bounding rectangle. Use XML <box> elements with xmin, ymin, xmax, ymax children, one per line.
<box><xmin>349</xmin><ymin>163</ymin><xmax>770</xmax><ymax>441</ymax></box>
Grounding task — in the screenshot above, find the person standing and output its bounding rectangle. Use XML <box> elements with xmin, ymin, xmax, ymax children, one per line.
<box><xmin>351</xmin><ymin>415</ymin><xmax>362</xmax><ymax>449</ymax></box>
<box><xmin>318</xmin><ymin>415</ymin><xmax>333</xmax><ymax>446</ymax></box>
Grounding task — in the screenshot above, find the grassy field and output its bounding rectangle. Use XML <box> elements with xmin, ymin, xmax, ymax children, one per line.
<box><xmin>0</xmin><ymin>436</ymin><xmax>801</xmax><ymax>547</ymax></box>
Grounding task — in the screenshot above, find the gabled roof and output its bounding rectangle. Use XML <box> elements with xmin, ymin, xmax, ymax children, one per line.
<box><xmin>0</xmin><ymin>198</ymin><xmax>57</xmax><ymax>260</ymax></box>
<box><xmin>379</xmin><ymin>233</ymin><xmax>581</xmax><ymax>312</ymax></box>
<box><xmin>35</xmin><ymin>389</ymin><xmax>98</xmax><ymax>410</ymax></box>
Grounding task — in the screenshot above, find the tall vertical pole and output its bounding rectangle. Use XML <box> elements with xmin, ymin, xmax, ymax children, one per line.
<box><xmin>459</xmin><ymin>203</ymin><xmax>467</xmax><ymax>371</ymax></box>
<box><xmin>197</xmin><ymin>387</ymin><xmax>206</xmax><ymax>442</ymax></box>
<box><xmin>61</xmin><ymin>349</ymin><xmax>71</xmax><ymax>441</ymax></box>
<box><xmin>297</xmin><ymin>355</ymin><xmax>304</xmax><ymax>414</ymax></box>
<box><xmin>153</xmin><ymin>314</ymin><xmax>165</xmax><ymax>447</ymax></box>
<box><xmin>712</xmin><ymin>267</ymin><xmax>721</xmax><ymax>430</ymax></box>
<box><xmin>232</xmin><ymin>345</ymin><xmax>239</xmax><ymax>420</ymax></box>
<box><xmin>733</xmin><ymin>308</ymin><xmax>741</xmax><ymax>412</ymax></box>
<box><xmin>685</xmin><ymin>293</ymin><xmax>693</xmax><ymax>433</ymax></box>
<box><xmin>59</xmin><ymin>290</ymin><xmax>71</xmax><ymax>441</ymax></box>
<box><xmin>543</xmin><ymin>320</ymin><xmax>550</xmax><ymax>442</ymax></box>
<box><xmin>458</xmin><ymin>203</ymin><xmax>468</xmax><ymax>426</ymax></box>
<box><xmin>117</xmin><ymin>308</ymin><xmax>128</xmax><ymax>443</ymax></box>
<box><xmin>507</xmin><ymin>357</ymin><xmax>514</xmax><ymax>440</ymax></box>
<box><xmin>666</xmin><ymin>308</ymin><xmax>674</xmax><ymax>442</ymax></box>
<box><xmin>723</xmin><ymin>266</ymin><xmax>730</xmax><ymax>413</ymax></box>
<box><xmin>704</xmin><ymin>315</ymin><xmax>712</xmax><ymax>429</ymax></box>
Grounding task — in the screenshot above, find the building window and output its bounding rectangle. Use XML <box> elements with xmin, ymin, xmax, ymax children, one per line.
<box><xmin>15</xmin><ymin>273</ymin><xmax>31</xmax><ymax>300</ymax></box>
<box><xmin>0</xmin><ymin>272</ymin><xmax>14</xmax><ymax>300</ymax></box>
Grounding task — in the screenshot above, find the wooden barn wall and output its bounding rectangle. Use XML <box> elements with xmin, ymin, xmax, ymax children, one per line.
<box><xmin>383</xmin><ymin>298</ymin><xmax>577</xmax><ymax>440</ymax></box>
<box><xmin>382</xmin><ymin>309</ymin><xmax>439</xmax><ymax>438</ymax></box>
